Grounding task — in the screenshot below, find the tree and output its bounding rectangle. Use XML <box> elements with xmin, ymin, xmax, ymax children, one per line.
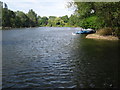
<box><xmin>38</xmin><ymin>16</ymin><xmax>48</xmax><ymax>26</ymax></box>
<box><xmin>47</xmin><ymin>19</ymin><xmax>55</xmax><ymax>27</ymax></box>
<box><xmin>94</xmin><ymin>2</ymin><xmax>120</xmax><ymax>28</ymax></box>
<box><xmin>79</xmin><ymin>16</ymin><xmax>103</xmax><ymax>29</ymax></box>
<box><xmin>54</xmin><ymin>17</ymin><xmax>65</xmax><ymax>27</ymax></box>
<box><xmin>2</xmin><ymin>8</ymin><xmax>16</xmax><ymax>27</ymax></box>
<box><xmin>16</xmin><ymin>11</ymin><xmax>30</xmax><ymax>27</ymax></box>
<box><xmin>68</xmin><ymin>14</ymin><xmax>79</xmax><ymax>27</ymax></box>
<box><xmin>68</xmin><ymin>1</ymin><xmax>120</xmax><ymax>36</ymax></box>
<box><xmin>47</xmin><ymin>16</ymin><xmax>57</xmax><ymax>27</ymax></box>
<box><xmin>27</xmin><ymin>9</ymin><xmax>38</xmax><ymax>27</ymax></box>
<box><xmin>60</xmin><ymin>15</ymin><xmax>69</xmax><ymax>23</ymax></box>
<box><xmin>69</xmin><ymin>2</ymin><xmax>120</xmax><ymax>27</ymax></box>
<box><xmin>14</xmin><ymin>15</ymin><xmax>21</xmax><ymax>28</ymax></box>
<box><xmin>2</xmin><ymin>6</ymin><xmax>42</xmax><ymax>28</ymax></box>
<box><xmin>49</xmin><ymin>16</ymin><xmax>56</xmax><ymax>20</ymax></box>
<box><xmin>37</xmin><ymin>16</ymin><xmax>42</xmax><ymax>26</ymax></box>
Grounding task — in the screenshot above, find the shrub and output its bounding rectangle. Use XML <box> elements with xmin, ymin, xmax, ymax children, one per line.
<box><xmin>96</xmin><ymin>27</ymin><xmax>113</xmax><ymax>36</ymax></box>
<box><xmin>113</xmin><ymin>27</ymin><xmax>120</xmax><ymax>38</ymax></box>
<box><xmin>79</xmin><ymin>16</ymin><xmax>104</xmax><ymax>30</ymax></box>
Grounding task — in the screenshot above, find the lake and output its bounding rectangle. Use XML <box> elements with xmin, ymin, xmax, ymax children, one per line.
<box><xmin>2</xmin><ymin>27</ymin><xmax>119</xmax><ymax>88</ymax></box>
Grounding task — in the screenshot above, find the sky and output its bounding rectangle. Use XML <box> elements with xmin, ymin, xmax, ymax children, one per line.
<box><xmin>1</xmin><ymin>0</ymin><xmax>74</xmax><ymax>17</ymax></box>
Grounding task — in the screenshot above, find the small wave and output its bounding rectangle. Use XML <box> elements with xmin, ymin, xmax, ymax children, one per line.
<box><xmin>72</xmin><ymin>33</ymin><xmax>76</xmax><ymax>35</ymax></box>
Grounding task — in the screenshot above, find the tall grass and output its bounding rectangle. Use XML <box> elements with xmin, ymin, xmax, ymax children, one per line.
<box><xmin>96</xmin><ymin>27</ymin><xmax>113</xmax><ymax>36</ymax></box>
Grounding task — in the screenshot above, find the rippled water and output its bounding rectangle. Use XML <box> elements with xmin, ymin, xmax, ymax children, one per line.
<box><xmin>2</xmin><ymin>27</ymin><xmax>119</xmax><ymax>88</ymax></box>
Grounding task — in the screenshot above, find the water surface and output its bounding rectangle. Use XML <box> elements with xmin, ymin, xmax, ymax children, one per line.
<box><xmin>2</xmin><ymin>27</ymin><xmax>119</xmax><ymax>88</ymax></box>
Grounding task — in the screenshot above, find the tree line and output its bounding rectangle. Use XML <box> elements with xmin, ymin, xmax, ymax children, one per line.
<box><xmin>1</xmin><ymin>2</ymin><xmax>77</xmax><ymax>28</ymax></box>
<box><xmin>2</xmin><ymin>7</ymin><xmax>72</xmax><ymax>28</ymax></box>
<box><xmin>2</xmin><ymin>8</ymin><xmax>77</xmax><ymax>28</ymax></box>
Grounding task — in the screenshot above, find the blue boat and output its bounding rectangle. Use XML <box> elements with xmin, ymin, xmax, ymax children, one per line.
<box><xmin>75</xmin><ymin>29</ymin><xmax>96</xmax><ymax>34</ymax></box>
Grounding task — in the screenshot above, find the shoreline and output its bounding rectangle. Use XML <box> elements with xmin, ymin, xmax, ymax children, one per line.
<box><xmin>1</xmin><ymin>26</ymin><xmax>81</xmax><ymax>30</ymax></box>
<box><xmin>86</xmin><ymin>34</ymin><xmax>119</xmax><ymax>40</ymax></box>
<box><xmin>1</xmin><ymin>26</ymin><xmax>40</xmax><ymax>30</ymax></box>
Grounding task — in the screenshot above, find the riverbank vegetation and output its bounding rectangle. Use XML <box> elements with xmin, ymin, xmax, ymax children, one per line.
<box><xmin>1</xmin><ymin>1</ymin><xmax>120</xmax><ymax>38</ymax></box>
<box><xmin>1</xmin><ymin>2</ymin><xmax>71</xmax><ymax>28</ymax></box>
<box><xmin>68</xmin><ymin>2</ymin><xmax>120</xmax><ymax>38</ymax></box>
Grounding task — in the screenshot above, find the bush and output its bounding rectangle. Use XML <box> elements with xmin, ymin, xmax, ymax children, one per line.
<box><xmin>113</xmin><ymin>27</ymin><xmax>120</xmax><ymax>38</ymax></box>
<box><xmin>96</xmin><ymin>27</ymin><xmax>113</xmax><ymax>36</ymax></box>
<box><xmin>78</xmin><ymin>16</ymin><xmax>104</xmax><ymax>30</ymax></box>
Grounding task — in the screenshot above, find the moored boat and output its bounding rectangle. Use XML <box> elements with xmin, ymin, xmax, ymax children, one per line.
<box><xmin>75</xmin><ymin>29</ymin><xmax>96</xmax><ymax>34</ymax></box>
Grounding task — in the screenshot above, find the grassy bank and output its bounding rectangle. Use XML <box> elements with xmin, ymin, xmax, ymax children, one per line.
<box><xmin>86</xmin><ymin>34</ymin><xmax>119</xmax><ymax>40</ymax></box>
<box><xmin>86</xmin><ymin>28</ymin><xmax>119</xmax><ymax>40</ymax></box>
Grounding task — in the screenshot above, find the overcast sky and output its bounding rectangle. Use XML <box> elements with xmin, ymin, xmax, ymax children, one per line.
<box><xmin>1</xmin><ymin>0</ymin><xmax>74</xmax><ymax>17</ymax></box>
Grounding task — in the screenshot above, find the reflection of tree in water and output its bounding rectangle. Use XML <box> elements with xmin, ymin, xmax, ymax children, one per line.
<box><xmin>70</xmin><ymin>37</ymin><xmax>119</xmax><ymax>88</ymax></box>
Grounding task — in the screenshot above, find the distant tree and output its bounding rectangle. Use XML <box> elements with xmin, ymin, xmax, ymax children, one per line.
<box><xmin>47</xmin><ymin>16</ymin><xmax>57</xmax><ymax>27</ymax></box>
<box><xmin>38</xmin><ymin>16</ymin><xmax>48</xmax><ymax>26</ymax></box>
<box><xmin>47</xmin><ymin>16</ymin><xmax>67</xmax><ymax>27</ymax></box>
<box><xmin>49</xmin><ymin>16</ymin><xmax>56</xmax><ymax>20</ymax></box>
<box><xmin>37</xmin><ymin>16</ymin><xmax>42</xmax><ymax>26</ymax></box>
<box><xmin>2</xmin><ymin>8</ymin><xmax>16</xmax><ymax>27</ymax></box>
<box><xmin>27</xmin><ymin>9</ymin><xmax>38</xmax><ymax>27</ymax></box>
<box><xmin>2</xmin><ymin>3</ymin><xmax>41</xmax><ymax>28</ymax></box>
<box><xmin>47</xmin><ymin>19</ymin><xmax>54</xmax><ymax>27</ymax></box>
<box><xmin>60</xmin><ymin>15</ymin><xmax>69</xmax><ymax>23</ymax></box>
<box><xmin>9</xmin><ymin>10</ymin><xmax>16</xmax><ymax>27</ymax></box>
<box><xmin>14</xmin><ymin>14</ymin><xmax>21</xmax><ymax>27</ymax></box>
<box><xmin>54</xmin><ymin>17</ymin><xmax>65</xmax><ymax>27</ymax></box>
<box><xmin>15</xmin><ymin>11</ymin><xmax>30</xmax><ymax>27</ymax></box>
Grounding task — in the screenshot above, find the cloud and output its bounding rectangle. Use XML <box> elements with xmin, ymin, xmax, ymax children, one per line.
<box><xmin>1</xmin><ymin>0</ymin><xmax>74</xmax><ymax>17</ymax></box>
<box><xmin>1</xmin><ymin>0</ymin><xmax>69</xmax><ymax>3</ymax></box>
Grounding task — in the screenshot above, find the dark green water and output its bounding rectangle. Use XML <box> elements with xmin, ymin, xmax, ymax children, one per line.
<box><xmin>2</xmin><ymin>27</ymin><xmax>119</xmax><ymax>88</ymax></box>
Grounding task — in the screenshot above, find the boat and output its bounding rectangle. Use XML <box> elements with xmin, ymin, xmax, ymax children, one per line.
<box><xmin>75</xmin><ymin>29</ymin><xmax>96</xmax><ymax>34</ymax></box>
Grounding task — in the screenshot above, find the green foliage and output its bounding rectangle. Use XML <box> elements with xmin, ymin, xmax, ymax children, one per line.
<box><xmin>47</xmin><ymin>17</ymin><xmax>65</xmax><ymax>27</ymax></box>
<box><xmin>79</xmin><ymin>16</ymin><xmax>104</xmax><ymax>29</ymax></box>
<box><xmin>54</xmin><ymin>17</ymin><xmax>65</xmax><ymax>27</ymax></box>
<box><xmin>68</xmin><ymin>15</ymin><xmax>79</xmax><ymax>27</ymax></box>
<box><xmin>2</xmin><ymin>7</ymin><xmax>39</xmax><ymax>28</ymax></box>
<box><xmin>74</xmin><ymin>2</ymin><xmax>95</xmax><ymax>18</ymax></box>
<box><xmin>94</xmin><ymin>2</ymin><xmax>120</xmax><ymax>28</ymax></box>
<box><xmin>16</xmin><ymin>11</ymin><xmax>30</xmax><ymax>27</ymax></box>
<box><xmin>2</xmin><ymin>2</ymin><xmax>39</xmax><ymax>28</ymax></box>
<box><xmin>49</xmin><ymin>16</ymin><xmax>56</xmax><ymax>20</ymax></box>
<box><xmin>2</xmin><ymin>8</ymin><xmax>16</xmax><ymax>27</ymax></box>
<box><xmin>60</xmin><ymin>15</ymin><xmax>69</xmax><ymax>23</ymax></box>
<box><xmin>27</xmin><ymin>9</ymin><xmax>38</xmax><ymax>27</ymax></box>
<box><xmin>2</xmin><ymin>1</ymin><xmax>120</xmax><ymax>38</ymax></box>
<box><xmin>69</xmin><ymin>2</ymin><xmax>120</xmax><ymax>37</ymax></box>
<box><xmin>38</xmin><ymin>16</ymin><xmax>48</xmax><ymax>26</ymax></box>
